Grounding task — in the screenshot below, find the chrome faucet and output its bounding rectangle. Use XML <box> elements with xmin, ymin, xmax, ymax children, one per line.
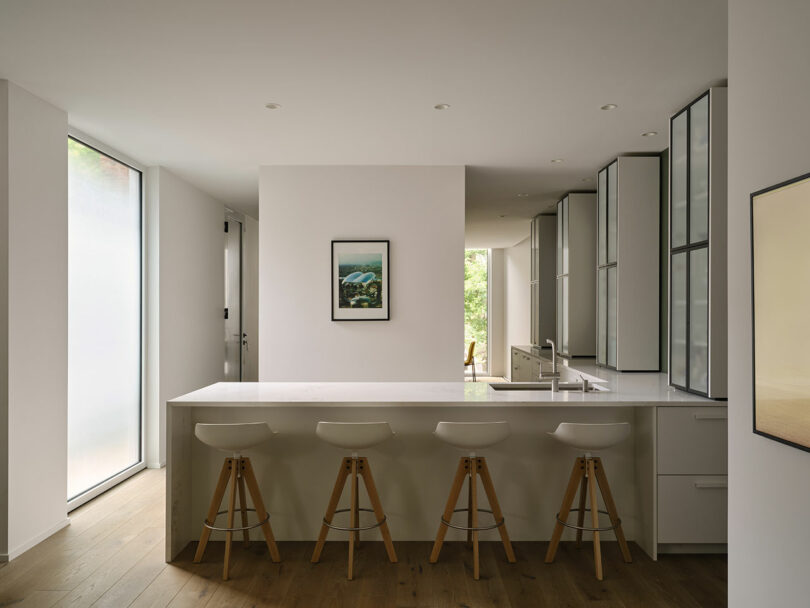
<box><xmin>543</xmin><ymin>339</ymin><xmax>560</xmax><ymax>392</ymax></box>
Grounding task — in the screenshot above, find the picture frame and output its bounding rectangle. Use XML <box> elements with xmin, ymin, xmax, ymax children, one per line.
<box><xmin>331</xmin><ymin>240</ymin><xmax>390</xmax><ymax>321</ymax></box>
<box><xmin>751</xmin><ymin>171</ymin><xmax>810</xmax><ymax>452</ymax></box>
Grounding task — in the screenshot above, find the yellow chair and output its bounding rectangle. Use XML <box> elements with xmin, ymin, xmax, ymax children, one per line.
<box><xmin>464</xmin><ymin>341</ymin><xmax>477</xmax><ymax>381</ymax></box>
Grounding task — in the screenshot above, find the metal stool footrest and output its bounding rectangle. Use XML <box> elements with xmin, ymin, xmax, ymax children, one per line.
<box><xmin>203</xmin><ymin>508</ymin><xmax>270</xmax><ymax>532</ymax></box>
<box><xmin>441</xmin><ymin>508</ymin><xmax>505</xmax><ymax>532</ymax></box>
<box><xmin>556</xmin><ymin>508</ymin><xmax>619</xmax><ymax>533</ymax></box>
<box><xmin>324</xmin><ymin>507</ymin><xmax>387</xmax><ymax>532</ymax></box>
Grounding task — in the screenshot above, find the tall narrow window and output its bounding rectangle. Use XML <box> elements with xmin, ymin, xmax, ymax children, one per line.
<box><xmin>464</xmin><ymin>249</ymin><xmax>489</xmax><ymax>376</ymax></box>
<box><xmin>67</xmin><ymin>137</ymin><xmax>142</xmax><ymax>503</ymax></box>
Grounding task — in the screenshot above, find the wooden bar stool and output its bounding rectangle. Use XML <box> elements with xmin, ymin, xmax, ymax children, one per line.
<box><xmin>429</xmin><ymin>421</ymin><xmax>517</xmax><ymax>580</ymax></box>
<box><xmin>311</xmin><ymin>421</ymin><xmax>397</xmax><ymax>580</ymax></box>
<box><xmin>193</xmin><ymin>422</ymin><xmax>281</xmax><ymax>580</ymax></box>
<box><xmin>544</xmin><ymin>422</ymin><xmax>632</xmax><ymax>580</ymax></box>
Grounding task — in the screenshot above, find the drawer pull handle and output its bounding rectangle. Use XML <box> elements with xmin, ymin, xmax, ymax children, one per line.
<box><xmin>693</xmin><ymin>413</ymin><xmax>727</xmax><ymax>421</ymax></box>
<box><xmin>694</xmin><ymin>481</ymin><xmax>728</xmax><ymax>489</ymax></box>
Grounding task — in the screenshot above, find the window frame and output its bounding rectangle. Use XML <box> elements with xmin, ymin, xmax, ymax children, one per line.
<box><xmin>66</xmin><ymin>128</ymin><xmax>147</xmax><ymax>511</ymax></box>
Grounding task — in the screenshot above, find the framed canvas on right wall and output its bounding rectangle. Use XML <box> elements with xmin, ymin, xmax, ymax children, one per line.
<box><xmin>751</xmin><ymin>171</ymin><xmax>810</xmax><ymax>452</ymax></box>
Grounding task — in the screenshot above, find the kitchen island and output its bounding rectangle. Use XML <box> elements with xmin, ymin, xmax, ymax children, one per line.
<box><xmin>166</xmin><ymin>353</ymin><xmax>727</xmax><ymax>563</ymax></box>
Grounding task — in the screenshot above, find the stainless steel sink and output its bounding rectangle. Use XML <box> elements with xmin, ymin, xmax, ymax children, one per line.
<box><xmin>489</xmin><ymin>382</ymin><xmax>607</xmax><ymax>392</ymax></box>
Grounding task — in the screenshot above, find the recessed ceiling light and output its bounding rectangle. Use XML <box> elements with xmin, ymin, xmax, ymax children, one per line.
<box><xmin>434</xmin><ymin>103</ymin><xmax>451</xmax><ymax>110</ymax></box>
<box><xmin>517</xmin><ymin>193</ymin><xmax>529</xmax><ymax>198</ymax></box>
<box><xmin>264</xmin><ymin>102</ymin><xmax>281</xmax><ymax>110</ymax></box>
<box><xmin>641</xmin><ymin>131</ymin><xmax>658</xmax><ymax>137</ymax></box>
<box><xmin>499</xmin><ymin>214</ymin><xmax>507</xmax><ymax>218</ymax></box>
<box><xmin>600</xmin><ymin>103</ymin><xmax>618</xmax><ymax>111</ymax></box>
<box><xmin>551</xmin><ymin>159</ymin><xmax>564</xmax><ymax>164</ymax></box>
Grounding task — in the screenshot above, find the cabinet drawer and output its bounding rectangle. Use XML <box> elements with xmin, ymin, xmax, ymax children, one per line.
<box><xmin>658</xmin><ymin>475</ymin><xmax>727</xmax><ymax>544</ymax></box>
<box><xmin>657</xmin><ymin>406</ymin><xmax>727</xmax><ymax>474</ymax></box>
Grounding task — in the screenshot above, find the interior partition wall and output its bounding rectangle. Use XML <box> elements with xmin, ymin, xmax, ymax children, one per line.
<box><xmin>67</xmin><ymin>134</ymin><xmax>144</xmax><ymax>509</ymax></box>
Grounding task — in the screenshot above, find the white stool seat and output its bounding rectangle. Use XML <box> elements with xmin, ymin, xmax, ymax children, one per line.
<box><xmin>195</xmin><ymin>422</ymin><xmax>275</xmax><ymax>452</ymax></box>
<box><xmin>434</xmin><ymin>421</ymin><xmax>510</xmax><ymax>450</ymax></box>
<box><xmin>316</xmin><ymin>421</ymin><xmax>393</xmax><ymax>451</ymax></box>
<box><xmin>548</xmin><ymin>422</ymin><xmax>630</xmax><ymax>451</ymax></box>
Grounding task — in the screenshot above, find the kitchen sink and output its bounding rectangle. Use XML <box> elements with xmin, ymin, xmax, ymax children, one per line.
<box><xmin>489</xmin><ymin>381</ymin><xmax>607</xmax><ymax>392</ymax></box>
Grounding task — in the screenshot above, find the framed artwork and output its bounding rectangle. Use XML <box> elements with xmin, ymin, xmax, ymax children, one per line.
<box><xmin>331</xmin><ymin>240</ymin><xmax>390</xmax><ymax>321</ymax></box>
<box><xmin>751</xmin><ymin>171</ymin><xmax>810</xmax><ymax>452</ymax></box>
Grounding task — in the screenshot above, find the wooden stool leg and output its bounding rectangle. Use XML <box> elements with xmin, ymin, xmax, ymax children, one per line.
<box><xmin>237</xmin><ymin>465</ymin><xmax>250</xmax><ymax>548</ymax></box>
<box><xmin>194</xmin><ymin>458</ymin><xmax>232</xmax><ymax>563</ymax></box>
<box><xmin>359</xmin><ymin>457</ymin><xmax>397</xmax><ymax>563</ymax></box>
<box><xmin>477</xmin><ymin>458</ymin><xmax>516</xmax><ymax>563</ymax></box>
<box><xmin>353</xmin><ymin>472</ymin><xmax>361</xmax><ymax>549</ymax></box>
<box><xmin>347</xmin><ymin>458</ymin><xmax>358</xmax><ymax>580</ymax></box>
<box><xmin>545</xmin><ymin>457</ymin><xmax>586</xmax><ymax>563</ymax></box>
<box><xmin>593</xmin><ymin>457</ymin><xmax>632</xmax><ymax>563</ymax></box>
<box><xmin>312</xmin><ymin>457</ymin><xmax>351</xmax><ymax>563</ymax></box>
<box><xmin>470</xmin><ymin>458</ymin><xmax>480</xmax><ymax>580</ymax></box>
<box><xmin>222</xmin><ymin>458</ymin><xmax>239</xmax><ymax>580</ymax></box>
<box><xmin>242</xmin><ymin>458</ymin><xmax>281</xmax><ymax>563</ymax></box>
<box><xmin>575</xmin><ymin>473</ymin><xmax>588</xmax><ymax>547</ymax></box>
<box><xmin>466</xmin><ymin>480</ymin><xmax>473</xmax><ymax>546</ymax></box>
<box><xmin>587</xmin><ymin>458</ymin><xmax>603</xmax><ymax>580</ymax></box>
<box><xmin>430</xmin><ymin>457</ymin><xmax>469</xmax><ymax>563</ymax></box>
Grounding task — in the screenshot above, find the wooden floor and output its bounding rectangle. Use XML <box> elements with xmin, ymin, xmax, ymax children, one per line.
<box><xmin>0</xmin><ymin>469</ymin><xmax>727</xmax><ymax>608</ymax></box>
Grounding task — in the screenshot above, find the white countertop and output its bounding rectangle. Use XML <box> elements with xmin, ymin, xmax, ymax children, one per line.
<box><xmin>169</xmin><ymin>356</ymin><xmax>723</xmax><ymax>408</ymax></box>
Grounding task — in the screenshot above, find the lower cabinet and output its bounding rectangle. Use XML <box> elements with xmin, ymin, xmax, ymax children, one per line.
<box><xmin>658</xmin><ymin>475</ymin><xmax>727</xmax><ymax>544</ymax></box>
<box><xmin>656</xmin><ymin>406</ymin><xmax>728</xmax><ymax>549</ymax></box>
<box><xmin>510</xmin><ymin>347</ymin><xmax>541</xmax><ymax>382</ymax></box>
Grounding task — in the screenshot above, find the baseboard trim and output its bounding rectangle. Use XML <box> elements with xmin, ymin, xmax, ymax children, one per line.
<box><xmin>146</xmin><ymin>461</ymin><xmax>165</xmax><ymax>469</ymax></box>
<box><xmin>1</xmin><ymin>518</ymin><xmax>71</xmax><ymax>562</ymax></box>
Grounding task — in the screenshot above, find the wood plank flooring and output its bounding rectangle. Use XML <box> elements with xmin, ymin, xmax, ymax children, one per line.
<box><xmin>0</xmin><ymin>469</ymin><xmax>727</xmax><ymax>607</ymax></box>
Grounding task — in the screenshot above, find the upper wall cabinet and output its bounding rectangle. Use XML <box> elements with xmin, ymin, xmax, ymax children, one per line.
<box><xmin>596</xmin><ymin>156</ymin><xmax>661</xmax><ymax>371</ymax></box>
<box><xmin>530</xmin><ymin>214</ymin><xmax>557</xmax><ymax>347</ymax></box>
<box><xmin>669</xmin><ymin>87</ymin><xmax>727</xmax><ymax>398</ymax></box>
<box><xmin>556</xmin><ymin>192</ymin><xmax>596</xmax><ymax>357</ymax></box>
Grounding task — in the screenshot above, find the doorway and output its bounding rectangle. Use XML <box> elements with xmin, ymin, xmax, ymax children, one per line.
<box><xmin>224</xmin><ymin>215</ymin><xmax>243</xmax><ymax>381</ymax></box>
<box><xmin>464</xmin><ymin>249</ymin><xmax>489</xmax><ymax>377</ymax></box>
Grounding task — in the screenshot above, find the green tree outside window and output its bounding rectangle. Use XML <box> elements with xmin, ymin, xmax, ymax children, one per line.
<box><xmin>464</xmin><ymin>249</ymin><xmax>488</xmax><ymax>373</ymax></box>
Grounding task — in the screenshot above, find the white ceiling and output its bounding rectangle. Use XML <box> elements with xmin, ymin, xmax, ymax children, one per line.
<box><xmin>0</xmin><ymin>0</ymin><xmax>727</xmax><ymax>248</ymax></box>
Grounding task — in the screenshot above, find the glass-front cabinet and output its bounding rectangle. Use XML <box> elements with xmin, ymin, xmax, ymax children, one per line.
<box><xmin>530</xmin><ymin>213</ymin><xmax>557</xmax><ymax>347</ymax></box>
<box><xmin>556</xmin><ymin>192</ymin><xmax>596</xmax><ymax>357</ymax></box>
<box><xmin>596</xmin><ymin>156</ymin><xmax>660</xmax><ymax>371</ymax></box>
<box><xmin>668</xmin><ymin>88</ymin><xmax>727</xmax><ymax>398</ymax></box>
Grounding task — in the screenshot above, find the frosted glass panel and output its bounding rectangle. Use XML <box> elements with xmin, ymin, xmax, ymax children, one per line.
<box><xmin>690</xmin><ymin>96</ymin><xmax>710</xmax><ymax>243</ymax></box>
<box><xmin>562</xmin><ymin>276</ymin><xmax>569</xmax><ymax>354</ymax></box>
<box><xmin>68</xmin><ymin>138</ymin><xmax>141</xmax><ymax>500</ymax></box>
<box><xmin>607</xmin><ymin>162</ymin><xmax>618</xmax><ymax>264</ymax></box>
<box><xmin>671</xmin><ymin>112</ymin><xmax>688</xmax><ymax>248</ymax></box>
<box><xmin>607</xmin><ymin>266</ymin><xmax>617</xmax><ymax>367</ymax></box>
<box><xmin>562</xmin><ymin>197</ymin><xmax>569</xmax><ymax>274</ymax></box>
<box><xmin>556</xmin><ymin>277</ymin><xmax>564</xmax><ymax>350</ymax></box>
<box><xmin>597</xmin><ymin>268</ymin><xmax>607</xmax><ymax>365</ymax></box>
<box><xmin>598</xmin><ymin>169</ymin><xmax>607</xmax><ymax>266</ymax></box>
<box><xmin>671</xmin><ymin>252</ymin><xmax>688</xmax><ymax>387</ymax></box>
<box><xmin>689</xmin><ymin>247</ymin><xmax>709</xmax><ymax>393</ymax></box>
<box><xmin>556</xmin><ymin>202</ymin><xmax>563</xmax><ymax>276</ymax></box>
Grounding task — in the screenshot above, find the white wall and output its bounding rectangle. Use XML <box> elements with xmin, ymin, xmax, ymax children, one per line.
<box><xmin>259</xmin><ymin>166</ymin><xmax>465</xmax><ymax>381</ymax></box>
<box><xmin>243</xmin><ymin>215</ymin><xmax>259</xmax><ymax>381</ymax></box>
<box><xmin>0</xmin><ymin>80</ymin><xmax>69</xmax><ymax>559</ymax></box>
<box><xmin>152</xmin><ymin>168</ymin><xmax>225</xmax><ymax>464</ymax></box>
<box><xmin>727</xmin><ymin>1</ymin><xmax>810</xmax><ymax>605</ymax></box>
<box><xmin>503</xmin><ymin>236</ymin><xmax>530</xmax><ymax>379</ymax></box>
